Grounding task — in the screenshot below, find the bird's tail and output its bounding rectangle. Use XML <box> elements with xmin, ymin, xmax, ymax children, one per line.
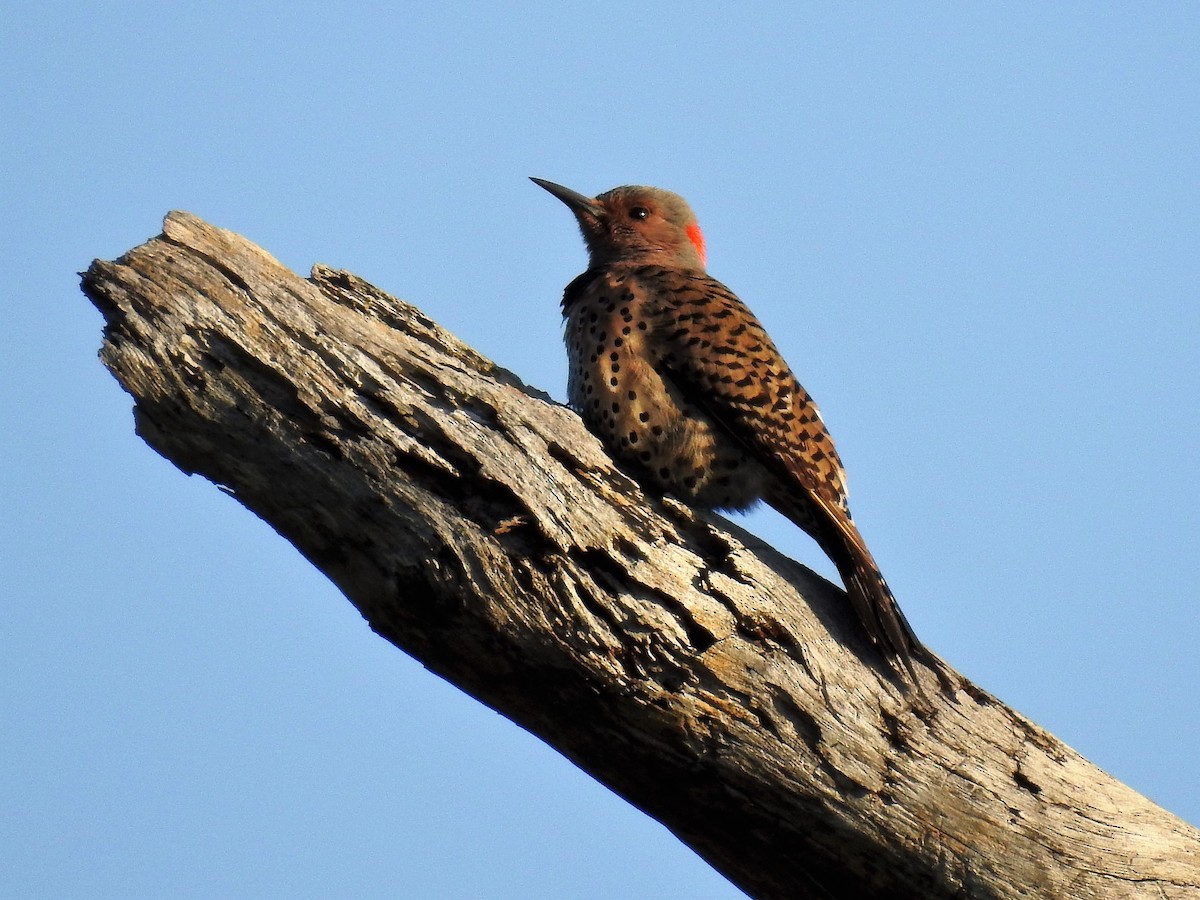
<box><xmin>836</xmin><ymin>537</ymin><xmax>956</xmax><ymax>693</ymax></box>
<box><xmin>772</xmin><ymin>492</ymin><xmax>954</xmax><ymax>693</ymax></box>
<box><xmin>836</xmin><ymin>529</ymin><xmax>956</xmax><ymax>693</ymax></box>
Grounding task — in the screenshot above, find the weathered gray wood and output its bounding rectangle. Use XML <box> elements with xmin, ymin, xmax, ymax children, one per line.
<box><xmin>81</xmin><ymin>211</ymin><xmax>1200</xmax><ymax>899</ymax></box>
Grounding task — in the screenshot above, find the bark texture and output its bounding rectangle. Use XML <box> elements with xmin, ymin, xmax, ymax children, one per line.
<box><xmin>81</xmin><ymin>211</ymin><xmax>1200</xmax><ymax>899</ymax></box>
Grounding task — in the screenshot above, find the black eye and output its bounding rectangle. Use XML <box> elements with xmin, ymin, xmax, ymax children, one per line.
<box><xmin>629</xmin><ymin>206</ymin><xmax>650</xmax><ymax>220</ymax></box>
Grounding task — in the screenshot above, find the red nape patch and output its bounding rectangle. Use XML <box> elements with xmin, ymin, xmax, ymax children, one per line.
<box><xmin>686</xmin><ymin>222</ymin><xmax>707</xmax><ymax>266</ymax></box>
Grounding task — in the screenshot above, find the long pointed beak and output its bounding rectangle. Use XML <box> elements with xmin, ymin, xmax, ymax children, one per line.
<box><xmin>530</xmin><ymin>177</ymin><xmax>605</xmax><ymax>220</ymax></box>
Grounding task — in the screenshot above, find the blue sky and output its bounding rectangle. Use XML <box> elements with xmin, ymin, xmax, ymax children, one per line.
<box><xmin>4</xmin><ymin>4</ymin><xmax>1198</xmax><ymax>897</ymax></box>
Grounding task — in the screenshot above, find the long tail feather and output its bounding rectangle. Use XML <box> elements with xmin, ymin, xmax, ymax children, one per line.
<box><xmin>769</xmin><ymin>490</ymin><xmax>955</xmax><ymax>693</ymax></box>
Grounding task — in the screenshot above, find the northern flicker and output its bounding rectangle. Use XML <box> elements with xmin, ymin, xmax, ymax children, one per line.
<box><xmin>532</xmin><ymin>177</ymin><xmax>950</xmax><ymax>690</ymax></box>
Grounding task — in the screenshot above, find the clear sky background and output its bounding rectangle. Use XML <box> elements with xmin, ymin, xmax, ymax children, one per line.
<box><xmin>4</xmin><ymin>4</ymin><xmax>1198</xmax><ymax>898</ymax></box>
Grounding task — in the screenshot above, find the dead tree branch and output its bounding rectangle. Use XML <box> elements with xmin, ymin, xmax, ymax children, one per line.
<box><xmin>80</xmin><ymin>211</ymin><xmax>1200</xmax><ymax>899</ymax></box>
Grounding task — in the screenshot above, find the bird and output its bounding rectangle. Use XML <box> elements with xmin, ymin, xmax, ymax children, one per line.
<box><xmin>531</xmin><ymin>177</ymin><xmax>951</xmax><ymax>692</ymax></box>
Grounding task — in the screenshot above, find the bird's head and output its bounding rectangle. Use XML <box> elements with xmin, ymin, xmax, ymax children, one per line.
<box><xmin>531</xmin><ymin>178</ymin><xmax>707</xmax><ymax>271</ymax></box>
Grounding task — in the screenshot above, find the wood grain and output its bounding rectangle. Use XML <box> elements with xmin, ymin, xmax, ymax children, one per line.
<box><xmin>81</xmin><ymin>211</ymin><xmax>1200</xmax><ymax>899</ymax></box>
